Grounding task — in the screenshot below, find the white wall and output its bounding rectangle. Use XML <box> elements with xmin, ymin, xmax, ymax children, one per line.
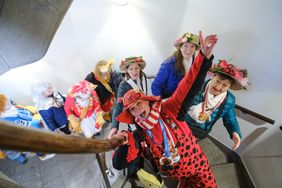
<box><xmin>1</xmin><ymin>0</ymin><xmax>282</xmax><ymax>186</ymax></box>
<box><xmin>0</xmin><ymin>0</ymin><xmax>281</xmax><ymax>123</ymax></box>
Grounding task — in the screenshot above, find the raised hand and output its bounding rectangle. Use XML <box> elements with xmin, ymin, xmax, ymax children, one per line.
<box><xmin>199</xmin><ymin>31</ymin><xmax>218</xmax><ymax>59</ymax></box>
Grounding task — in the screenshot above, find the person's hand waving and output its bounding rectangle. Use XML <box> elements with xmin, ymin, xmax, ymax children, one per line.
<box><xmin>199</xmin><ymin>31</ymin><xmax>218</xmax><ymax>59</ymax></box>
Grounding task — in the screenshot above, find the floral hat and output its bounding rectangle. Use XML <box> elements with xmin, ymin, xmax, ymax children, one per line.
<box><xmin>119</xmin><ymin>56</ymin><xmax>146</xmax><ymax>71</ymax></box>
<box><xmin>116</xmin><ymin>89</ymin><xmax>160</xmax><ymax>124</ymax></box>
<box><xmin>209</xmin><ymin>60</ymin><xmax>250</xmax><ymax>90</ymax></box>
<box><xmin>174</xmin><ymin>32</ymin><xmax>200</xmax><ymax>50</ymax></box>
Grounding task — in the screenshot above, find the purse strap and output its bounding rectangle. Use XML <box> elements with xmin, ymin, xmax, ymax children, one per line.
<box><xmin>136</xmin><ymin>126</ymin><xmax>163</xmax><ymax>183</ymax></box>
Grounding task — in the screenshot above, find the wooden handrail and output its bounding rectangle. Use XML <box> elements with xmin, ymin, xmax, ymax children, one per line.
<box><xmin>0</xmin><ymin>121</ymin><xmax>123</xmax><ymax>154</ymax></box>
<box><xmin>235</xmin><ymin>104</ymin><xmax>275</xmax><ymax>125</ymax></box>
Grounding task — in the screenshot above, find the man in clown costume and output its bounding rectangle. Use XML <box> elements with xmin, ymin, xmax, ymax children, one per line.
<box><xmin>113</xmin><ymin>31</ymin><xmax>218</xmax><ymax>188</ymax></box>
<box><xmin>64</xmin><ymin>80</ymin><xmax>105</xmax><ymax>138</ymax></box>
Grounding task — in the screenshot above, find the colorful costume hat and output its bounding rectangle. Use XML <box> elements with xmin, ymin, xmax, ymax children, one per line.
<box><xmin>174</xmin><ymin>32</ymin><xmax>200</xmax><ymax>50</ymax></box>
<box><xmin>209</xmin><ymin>60</ymin><xmax>250</xmax><ymax>90</ymax></box>
<box><xmin>69</xmin><ymin>80</ymin><xmax>97</xmax><ymax>96</ymax></box>
<box><xmin>116</xmin><ymin>89</ymin><xmax>160</xmax><ymax>124</ymax></box>
<box><xmin>119</xmin><ymin>56</ymin><xmax>146</xmax><ymax>71</ymax></box>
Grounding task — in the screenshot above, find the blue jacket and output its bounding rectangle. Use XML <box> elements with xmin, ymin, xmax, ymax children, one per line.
<box><xmin>151</xmin><ymin>56</ymin><xmax>183</xmax><ymax>98</ymax></box>
<box><xmin>185</xmin><ymin>81</ymin><xmax>242</xmax><ymax>139</ymax></box>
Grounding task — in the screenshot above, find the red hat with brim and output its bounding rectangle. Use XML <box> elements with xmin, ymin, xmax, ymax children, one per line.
<box><xmin>116</xmin><ymin>89</ymin><xmax>161</xmax><ymax>124</ymax></box>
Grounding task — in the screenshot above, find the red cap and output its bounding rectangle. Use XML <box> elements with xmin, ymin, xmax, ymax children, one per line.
<box><xmin>116</xmin><ymin>89</ymin><xmax>160</xmax><ymax>124</ymax></box>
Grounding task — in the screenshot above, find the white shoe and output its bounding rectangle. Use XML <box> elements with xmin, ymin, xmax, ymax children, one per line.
<box><xmin>106</xmin><ymin>169</ymin><xmax>115</xmax><ymax>178</ymax></box>
<box><xmin>39</xmin><ymin>153</ymin><xmax>56</xmax><ymax>161</ymax></box>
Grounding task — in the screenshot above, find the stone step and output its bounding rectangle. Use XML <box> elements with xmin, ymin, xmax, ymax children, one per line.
<box><xmin>111</xmin><ymin>176</ymin><xmax>131</xmax><ymax>188</ymax></box>
<box><xmin>212</xmin><ymin>163</ymin><xmax>242</xmax><ymax>188</ymax></box>
<box><xmin>198</xmin><ymin>137</ymin><xmax>229</xmax><ymax>166</ymax></box>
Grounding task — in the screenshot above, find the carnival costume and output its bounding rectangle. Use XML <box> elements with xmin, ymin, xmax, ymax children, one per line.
<box><xmin>115</xmin><ymin>52</ymin><xmax>217</xmax><ymax>187</ymax></box>
<box><xmin>64</xmin><ymin>80</ymin><xmax>105</xmax><ymax>138</ymax></box>
<box><xmin>31</xmin><ymin>81</ymin><xmax>71</xmax><ymax>134</ymax></box>
<box><xmin>186</xmin><ymin>60</ymin><xmax>249</xmax><ymax>139</ymax></box>
<box><xmin>85</xmin><ymin>59</ymin><xmax>114</xmax><ymax>121</ymax></box>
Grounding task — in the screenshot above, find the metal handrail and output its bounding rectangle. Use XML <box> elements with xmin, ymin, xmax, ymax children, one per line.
<box><xmin>235</xmin><ymin>104</ymin><xmax>275</xmax><ymax>125</ymax></box>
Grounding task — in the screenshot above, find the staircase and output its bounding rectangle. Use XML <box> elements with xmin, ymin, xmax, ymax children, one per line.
<box><xmin>198</xmin><ymin>137</ymin><xmax>255</xmax><ymax>188</ymax></box>
<box><xmin>112</xmin><ymin>136</ymin><xmax>255</xmax><ymax>188</ymax></box>
<box><xmin>0</xmin><ymin>121</ymin><xmax>256</xmax><ymax>188</ymax></box>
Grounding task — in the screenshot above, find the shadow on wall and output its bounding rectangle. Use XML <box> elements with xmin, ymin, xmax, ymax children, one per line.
<box><xmin>133</xmin><ymin>0</ymin><xmax>188</xmax><ymax>58</ymax></box>
<box><xmin>0</xmin><ymin>0</ymin><xmax>72</xmax><ymax>75</ymax></box>
<box><xmin>239</xmin><ymin>124</ymin><xmax>282</xmax><ymax>188</ymax></box>
<box><xmin>243</xmin><ymin>125</ymin><xmax>282</xmax><ymax>157</ymax></box>
<box><xmin>238</xmin><ymin>127</ymin><xmax>268</xmax><ymax>153</ymax></box>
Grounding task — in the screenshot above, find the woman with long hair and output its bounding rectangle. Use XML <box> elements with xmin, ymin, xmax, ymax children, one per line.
<box><xmin>152</xmin><ymin>32</ymin><xmax>200</xmax><ymax>99</ymax></box>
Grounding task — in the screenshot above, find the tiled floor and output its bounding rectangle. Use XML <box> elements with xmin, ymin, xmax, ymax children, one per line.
<box><xmin>0</xmin><ymin>126</ymin><xmax>126</xmax><ymax>188</ymax></box>
<box><xmin>0</xmin><ymin>152</ymin><xmax>123</xmax><ymax>188</ymax></box>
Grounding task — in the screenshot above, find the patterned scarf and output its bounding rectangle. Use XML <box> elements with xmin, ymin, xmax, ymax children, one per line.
<box><xmin>188</xmin><ymin>81</ymin><xmax>226</xmax><ymax>123</ymax></box>
<box><xmin>135</xmin><ymin>100</ymin><xmax>178</xmax><ymax>151</ymax></box>
<box><xmin>135</xmin><ymin>100</ymin><xmax>162</xmax><ymax>130</ymax></box>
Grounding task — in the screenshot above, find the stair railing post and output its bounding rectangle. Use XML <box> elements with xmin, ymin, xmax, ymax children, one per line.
<box><xmin>96</xmin><ymin>153</ymin><xmax>111</xmax><ymax>188</ymax></box>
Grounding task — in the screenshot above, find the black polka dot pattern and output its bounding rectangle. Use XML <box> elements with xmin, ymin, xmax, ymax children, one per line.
<box><xmin>144</xmin><ymin>118</ymin><xmax>216</xmax><ymax>187</ymax></box>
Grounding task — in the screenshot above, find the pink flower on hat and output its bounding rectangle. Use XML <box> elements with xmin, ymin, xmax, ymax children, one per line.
<box><xmin>219</xmin><ymin>60</ymin><xmax>228</xmax><ymax>69</ymax></box>
<box><xmin>240</xmin><ymin>77</ymin><xmax>250</xmax><ymax>88</ymax></box>
<box><xmin>181</xmin><ymin>37</ymin><xmax>187</xmax><ymax>43</ymax></box>
<box><xmin>209</xmin><ymin>59</ymin><xmax>250</xmax><ymax>90</ymax></box>
<box><xmin>174</xmin><ymin>32</ymin><xmax>200</xmax><ymax>50</ymax></box>
<box><xmin>233</xmin><ymin>70</ymin><xmax>244</xmax><ymax>79</ymax></box>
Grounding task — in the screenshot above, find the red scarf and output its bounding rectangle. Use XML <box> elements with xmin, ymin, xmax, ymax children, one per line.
<box><xmin>135</xmin><ymin>100</ymin><xmax>177</xmax><ymax>147</ymax></box>
<box><xmin>135</xmin><ymin>100</ymin><xmax>162</xmax><ymax>130</ymax></box>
